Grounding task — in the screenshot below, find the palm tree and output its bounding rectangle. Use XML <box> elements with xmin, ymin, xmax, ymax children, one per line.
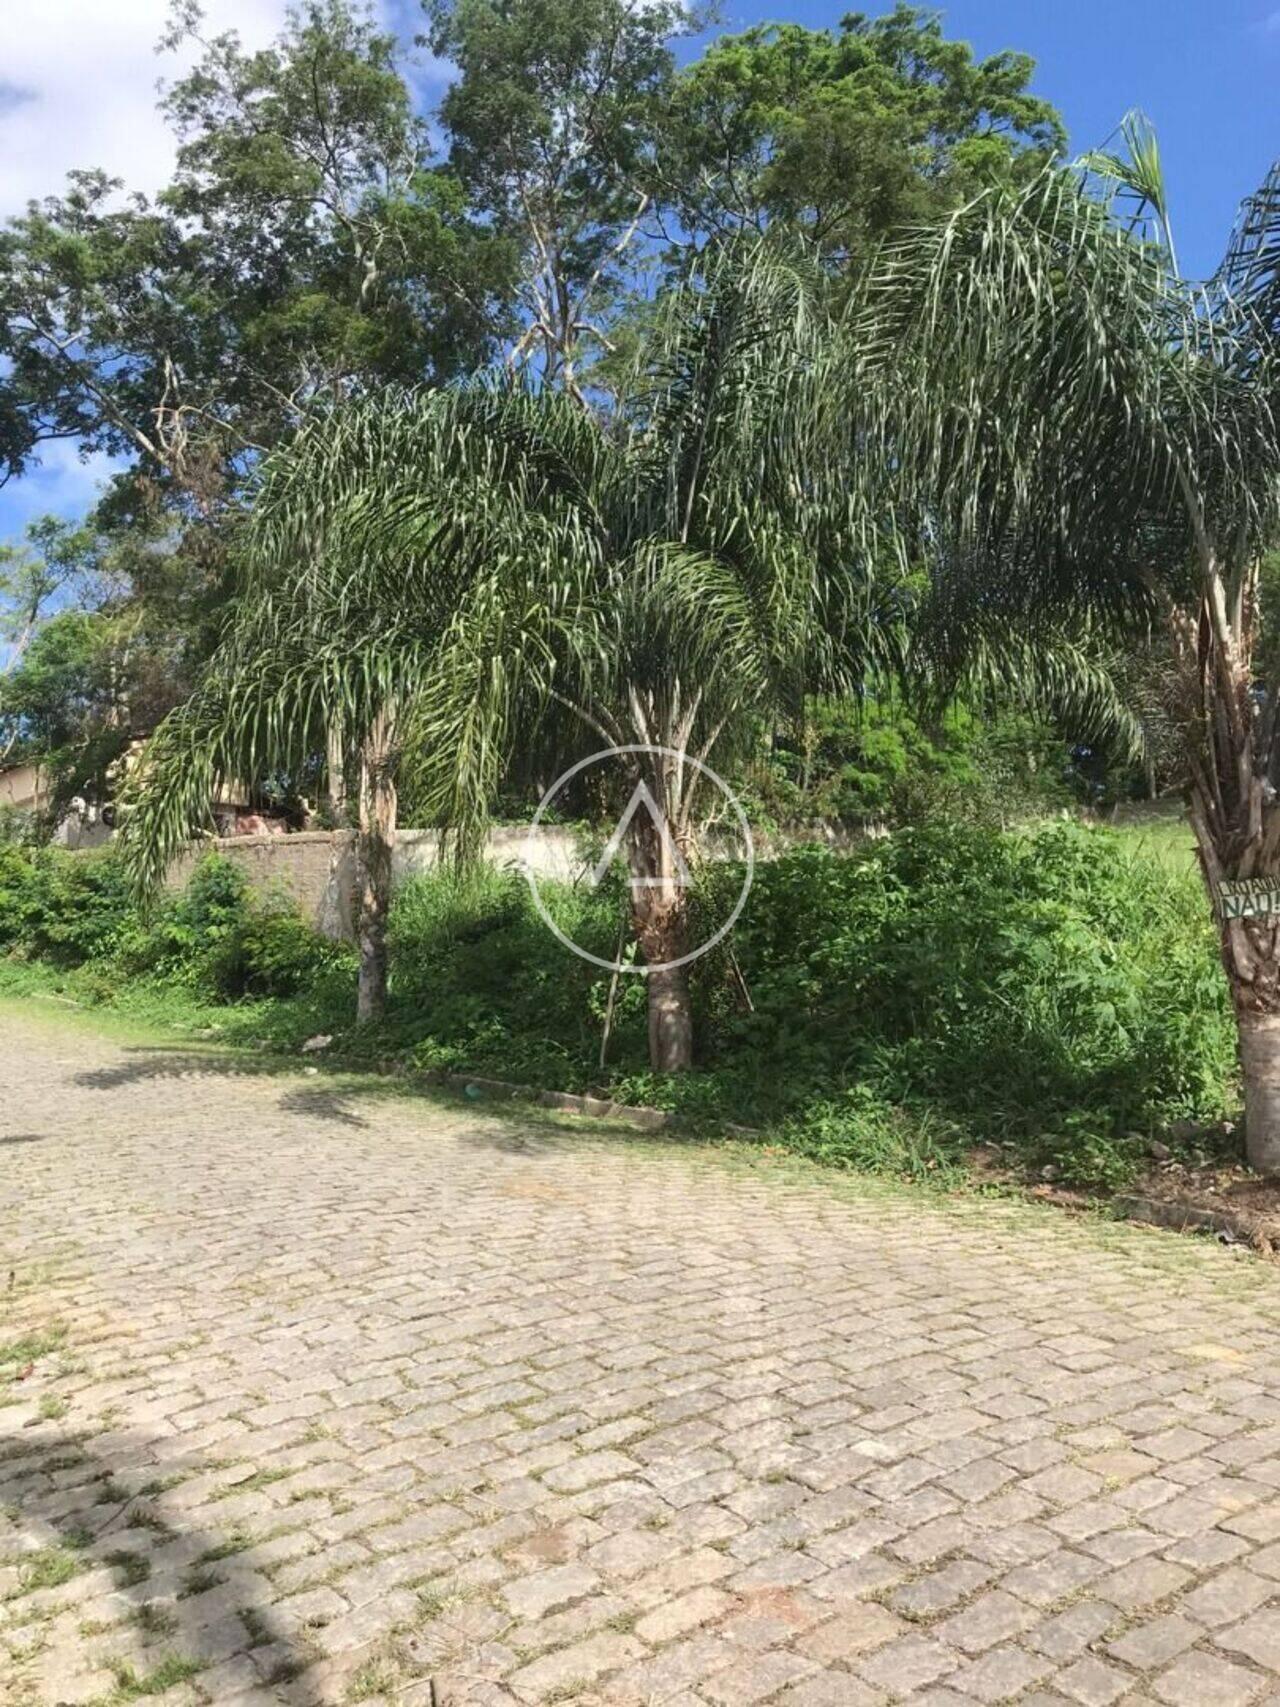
<box><xmin>855</xmin><ymin>155</ymin><xmax>1280</xmax><ymax>1166</ymax></box>
<box><xmin>122</xmin><ymin>246</ymin><xmax>901</xmax><ymax>1064</ymax></box>
<box><xmin>117</xmin><ymin>523</ymin><xmax>431</xmax><ymax>1022</ymax></box>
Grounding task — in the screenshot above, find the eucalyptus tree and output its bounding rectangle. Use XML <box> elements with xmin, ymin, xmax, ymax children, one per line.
<box><xmin>122</xmin><ymin>246</ymin><xmax>901</xmax><ymax>1060</ymax></box>
<box><xmin>426</xmin><ymin>0</ymin><xmax>696</xmax><ymax>402</ymax></box>
<box><xmin>855</xmin><ymin>156</ymin><xmax>1280</xmax><ymax>1167</ymax></box>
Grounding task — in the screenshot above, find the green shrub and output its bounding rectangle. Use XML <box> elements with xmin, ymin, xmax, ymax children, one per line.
<box><xmin>378</xmin><ymin>821</ymin><xmax>1232</xmax><ymax>1188</ymax></box>
<box><xmin>749</xmin><ymin>696</ymin><xmax>1074</xmax><ymax>827</ymax></box>
<box><xmin>777</xmin><ymin>1089</ymin><xmax>966</xmax><ymax>1185</ymax></box>
<box><xmin>387</xmin><ymin>865</ymin><xmax>642</xmax><ymax>1083</ymax></box>
<box><xmin>207</xmin><ymin>905</ymin><xmax>349</xmax><ymax>1000</ymax></box>
<box><xmin>0</xmin><ymin>818</ymin><xmax>1235</xmax><ymax>1193</ymax></box>
<box><xmin>0</xmin><ymin>844</ymin><xmax>352</xmax><ymax>1010</ymax></box>
<box><xmin>0</xmin><ymin>846</ymin><xmax>134</xmax><ymax>965</ymax></box>
<box><xmin>691</xmin><ymin>822</ymin><xmax>1233</xmax><ymax>1185</ymax></box>
<box><xmin>0</xmin><ymin>843</ymin><xmax>34</xmax><ymax>946</ymax></box>
<box><xmin>112</xmin><ymin>855</ymin><xmax>253</xmax><ymax>983</ymax></box>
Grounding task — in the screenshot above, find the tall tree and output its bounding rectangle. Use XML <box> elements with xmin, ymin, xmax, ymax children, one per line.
<box><xmin>0</xmin><ymin>518</ymin><xmax>195</xmax><ymax>812</ymax></box>
<box><xmin>1</xmin><ymin>0</ymin><xmax>516</xmax><ymax>843</ymax></box>
<box><xmin>121</xmin><ymin>247</ymin><xmax>901</xmax><ymax>1051</ymax></box>
<box><xmin>654</xmin><ymin>4</ymin><xmax>1064</xmax><ymax>263</ymax></box>
<box><xmin>424</xmin><ymin>0</ymin><xmax>696</xmax><ymax>401</ymax></box>
<box><xmin>0</xmin><ymin>0</ymin><xmax>513</xmax><ymax>509</ymax></box>
<box><xmin>855</xmin><ymin>158</ymin><xmax>1280</xmax><ymax>1167</ymax></box>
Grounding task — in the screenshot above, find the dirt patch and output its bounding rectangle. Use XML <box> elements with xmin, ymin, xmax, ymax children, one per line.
<box><xmin>1115</xmin><ymin>1162</ymin><xmax>1280</xmax><ymax>1252</ymax></box>
<box><xmin>969</xmin><ymin>1142</ymin><xmax>1280</xmax><ymax>1255</ymax></box>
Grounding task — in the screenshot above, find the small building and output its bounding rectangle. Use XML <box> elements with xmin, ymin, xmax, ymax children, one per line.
<box><xmin>0</xmin><ymin>759</ymin><xmax>44</xmax><ymax>815</ymax></box>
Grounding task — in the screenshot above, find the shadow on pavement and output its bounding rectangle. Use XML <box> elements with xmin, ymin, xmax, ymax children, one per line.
<box><xmin>68</xmin><ymin>1041</ymin><xmax>703</xmax><ymax>1161</ymax></box>
<box><xmin>0</xmin><ymin>1423</ymin><xmax>315</xmax><ymax>1700</ymax></box>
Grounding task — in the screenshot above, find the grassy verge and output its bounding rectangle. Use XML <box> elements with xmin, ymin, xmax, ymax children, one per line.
<box><xmin>0</xmin><ymin>816</ymin><xmax>1239</xmax><ymax>1192</ymax></box>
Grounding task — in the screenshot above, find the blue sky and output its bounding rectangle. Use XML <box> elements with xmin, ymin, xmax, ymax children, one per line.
<box><xmin>1</xmin><ymin>0</ymin><xmax>1276</xmax><ymax>545</ymax></box>
<box><xmin>702</xmin><ymin>0</ymin><xmax>1278</xmax><ymax>284</ymax></box>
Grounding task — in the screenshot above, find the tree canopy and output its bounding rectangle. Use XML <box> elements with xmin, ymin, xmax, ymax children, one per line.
<box><xmin>655</xmin><ymin>5</ymin><xmax>1065</xmax><ymax>261</ymax></box>
<box><xmin>0</xmin><ymin>0</ymin><xmax>515</xmax><ymax>513</ymax></box>
<box><xmin>0</xmin><ymin>0</ymin><xmax>1075</xmax><ymax>805</ymax></box>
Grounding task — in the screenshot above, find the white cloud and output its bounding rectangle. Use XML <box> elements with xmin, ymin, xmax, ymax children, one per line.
<box><xmin>0</xmin><ymin>0</ymin><xmax>441</xmax><ymax>536</ymax></box>
<box><xmin>0</xmin><ymin>0</ymin><xmax>292</xmax><ymax>218</ymax></box>
<box><xmin>0</xmin><ymin>440</ymin><xmax>117</xmax><ymax>531</ymax></box>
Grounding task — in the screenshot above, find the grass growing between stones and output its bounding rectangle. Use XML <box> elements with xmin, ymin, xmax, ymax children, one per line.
<box><xmin>102</xmin><ymin>1654</ymin><xmax>202</xmax><ymax>1701</ymax></box>
<box><xmin>15</xmin><ymin>1542</ymin><xmax>84</xmax><ymax>1592</ymax></box>
<box><xmin>0</xmin><ymin>1326</ymin><xmax>66</xmax><ymax>1363</ymax></box>
<box><xmin>104</xmin><ymin>1550</ymin><xmax>151</xmax><ymax>1588</ymax></box>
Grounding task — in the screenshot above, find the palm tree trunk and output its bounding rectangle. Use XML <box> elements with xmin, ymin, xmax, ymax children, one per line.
<box><xmin>646</xmin><ymin>962</ymin><xmax>693</xmax><ymax>1072</ymax></box>
<box><xmin>1216</xmin><ymin>902</ymin><xmax>1280</xmax><ymax>1174</ymax></box>
<box><xmin>1237</xmin><ymin>1011</ymin><xmax>1280</xmax><ymax>1173</ymax></box>
<box><xmin>325</xmin><ymin>717</ymin><xmax>348</xmax><ymax>823</ymax></box>
<box><xmin>626</xmin><ymin>769</ymin><xmax>694</xmax><ymax>1073</ymax></box>
<box><xmin>355</xmin><ymin>708</ymin><xmax>396</xmax><ymax>1025</ymax></box>
<box><xmin>1189</xmin><ymin>769</ymin><xmax>1280</xmax><ymax>1174</ymax></box>
<box><xmin>1175</xmin><ymin>547</ymin><xmax>1280</xmax><ymax>1172</ymax></box>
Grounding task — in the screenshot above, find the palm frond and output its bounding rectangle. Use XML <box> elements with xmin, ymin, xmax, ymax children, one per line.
<box><xmin>854</xmin><ymin>168</ymin><xmax>1279</xmax><ymax>625</ymax></box>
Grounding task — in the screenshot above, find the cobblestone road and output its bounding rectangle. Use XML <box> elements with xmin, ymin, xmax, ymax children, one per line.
<box><xmin>7</xmin><ymin>1009</ymin><xmax>1280</xmax><ymax>1705</ymax></box>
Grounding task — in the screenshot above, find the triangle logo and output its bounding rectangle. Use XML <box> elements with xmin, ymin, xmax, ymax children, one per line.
<box><xmin>589</xmin><ymin>780</ymin><xmax>693</xmax><ymax>890</ymax></box>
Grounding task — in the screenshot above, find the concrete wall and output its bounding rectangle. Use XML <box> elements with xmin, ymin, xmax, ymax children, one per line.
<box><xmin>165</xmin><ymin>826</ymin><xmax>586</xmax><ymax>940</ymax></box>
<box><xmin>0</xmin><ymin>762</ymin><xmax>43</xmax><ymax>813</ymax></box>
<box><xmin>164</xmin><ymin>820</ymin><xmax>887</xmax><ymax>941</ymax></box>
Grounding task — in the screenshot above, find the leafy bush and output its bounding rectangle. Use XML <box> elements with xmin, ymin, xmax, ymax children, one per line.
<box><xmin>688</xmin><ymin>822</ymin><xmax>1233</xmax><ymax>1185</ymax></box>
<box><xmin>0</xmin><ymin>844</ymin><xmax>33</xmax><ymax>946</ymax></box>
<box><xmin>0</xmin><ymin>821</ymin><xmax>1235</xmax><ymax>1193</ymax></box>
<box><xmin>112</xmin><ymin>854</ymin><xmax>253</xmax><ymax>982</ymax></box>
<box><xmin>207</xmin><ymin>905</ymin><xmax>350</xmax><ymax>1000</ymax></box>
<box><xmin>0</xmin><ymin>846</ymin><xmax>134</xmax><ymax>965</ymax></box>
<box><xmin>381</xmin><ymin>821</ymin><xmax>1234</xmax><ymax>1189</ymax></box>
<box><xmin>387</xmin><ymin>865</ymin><xmax>645</xmax><ymax>1083</ymax></box>
<box><xmin>0</xmin><ymin>845</ymin><xmax>353</xmax><ymax>1007</ymax></box>
<box><xmin>748</xmin><ymin>696</ymin><xmax>1074</xmax><ymax>827</ymax></box>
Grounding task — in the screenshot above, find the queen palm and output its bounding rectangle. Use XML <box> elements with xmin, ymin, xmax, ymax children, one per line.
<box><xmin>855</xmin><ymin>151</ymin><xmax>1280</xmax><ymax>1166</ymax></box>
<box><xmin>122</xmin><ymin>246</ymin><xmax>901</xmax><ymax>1065</ymax></box>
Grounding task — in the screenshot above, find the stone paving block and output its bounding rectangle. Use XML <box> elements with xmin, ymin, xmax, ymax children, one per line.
<box><xmin>506</xmin><ymin>1624</ymin><xmax>646</xmax><ymax>1699</ymax></box>
<box><xmin>701</xmin><ymin>1648</ymin><xmax>818</xmax><ymax>1704</ymax></box>
<box><xmin>500</xmin><ymin>1562</ymin><xmax>599</xmax><ymax>1620</ymax></box>
<box><xmin>888</xmin><ymin>1557</ymin><xmax>997</xmax><ymax>1619</ymax></box>
<box><xmin>1214</xmin><ymin>1500</ymin><xmax>1280</xmax><ymax>1544</ymax></box>
<box><xmin>633</xmin><ymin>1583</ymin><xmax>733</xmax><ymax>1644</ymax></box>
<box><xmin>1220</xmin><ymin>1608</ymin><xmax>1280</xmax><ymax>1672</ymax></box>
<box><xmin>9</xmin><ymin>1013</ymin><xmax>1280</xmax><ymax>1707</ymax></box>
<box><xmin>857</xmin><ymin>1632</ymin><xmax>962</xmax><ymax>1694</ymax></box>
<box><xmin>1180</xmin><ymin>1565</ymin><xmax>1275</xmax><ymax>1628</ymax></box>
<box><xmin>1026</xmin><ymin>1600</ymin><xmax>1119</xmax><ymax>1661</ymax></box>
<box><xmin>934</xmin><ymin>1590</ymin><xmax>1039</xmax><ymax>1655</ymax></box>
<box><xmin>1054</xmin><ymin>1654</ymin><xmax>1132</xmax><ymax>1706</ymax></box>
<box><xmin>609</xmin><ymin>1630</ymin><xmax>738</xmax><ymax>1700</ymax></box>
<box><xmin>1001</xmin><ymin>1547</ymin><xmax>1103</xmax><ymax>1606</ymax></box>
<box><xmin>1153</xmin><ymin>1649</ymin><xmax>1269</xmax><ymax>1706</ymax></box>
<box><xmin>1105</xmin><ymin>1612</ymin><xmax>1200</xmax><ymax>1670</ymax></box>
<box><xmin>505</xmin><ymin>1589</ymin><xmax>632</xmax><ymax>1658</ymax></box>
<box><xmin>1096</xmin><ymin>1558</ymin><xmax>1192</xmax><ymax>1612</ymax></box>
<box><xmin>796</xmin><ymin>1600</ymin><xmax>904</xmax><ymax>1663</ymax></box>
<box><xmin>948</xmin><ymin>1642</ymin><xmax>1055</xmax><ymax>1702</ymax></box>
<box><xmin>775</xmin><ymin>1674</ymin><xmax>887</xmax><ymax>1706</ymax></box>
